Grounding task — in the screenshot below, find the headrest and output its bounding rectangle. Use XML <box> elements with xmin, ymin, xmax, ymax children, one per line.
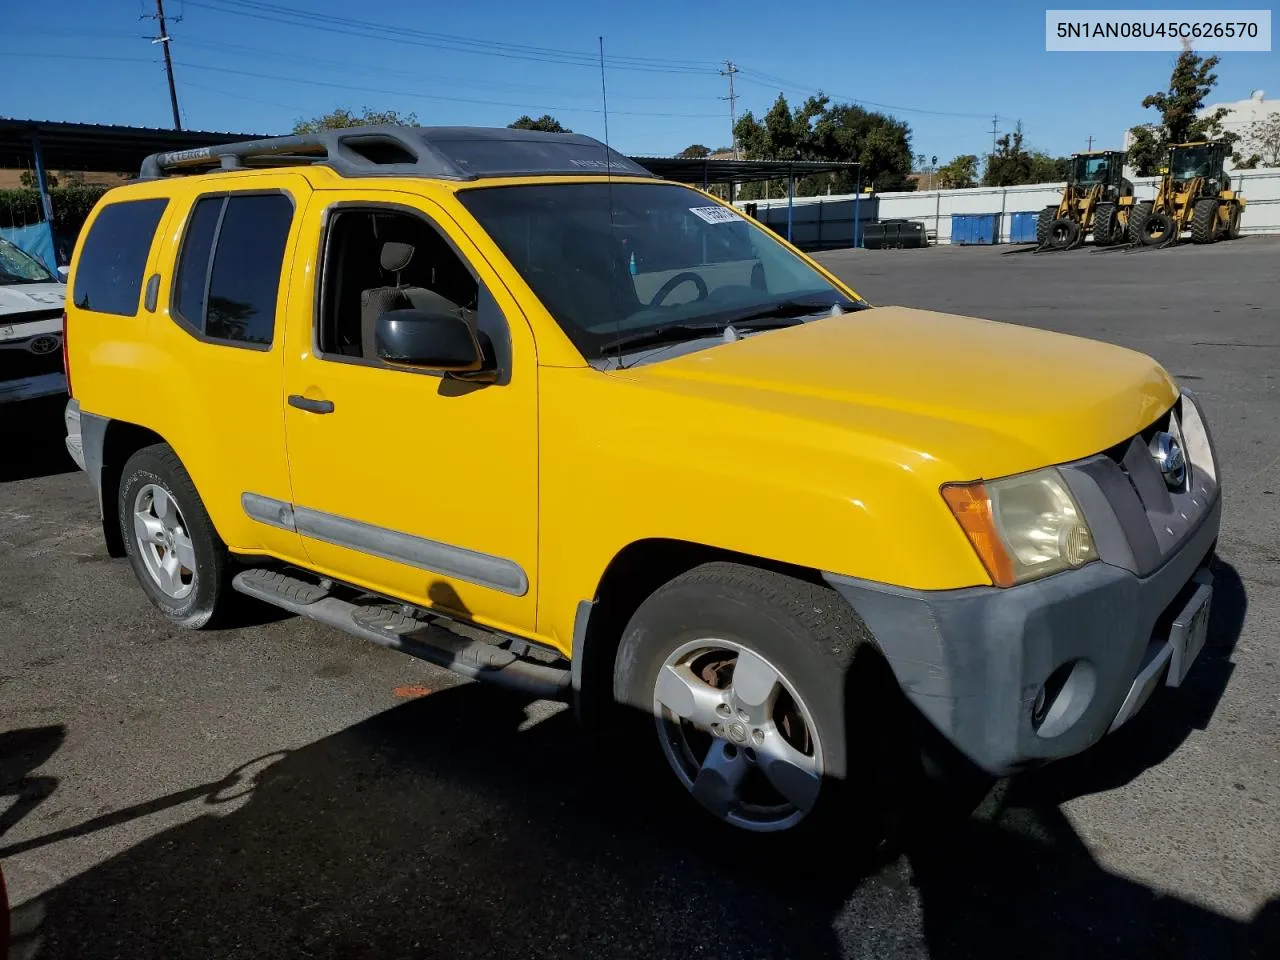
<box><xmin>381</xmin><ymin>241</ymin><xmax>414</xmax><ymax>272</ymax></box>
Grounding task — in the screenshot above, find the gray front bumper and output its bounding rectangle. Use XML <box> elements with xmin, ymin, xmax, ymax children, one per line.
<box><xmin>825</xmin><ymin>494</ymin><xmax>1219</xmax><ymax>774</ymax></box>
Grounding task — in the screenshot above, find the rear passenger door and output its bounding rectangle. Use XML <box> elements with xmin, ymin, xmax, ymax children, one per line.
<box><xmin>145</xmin><ymin>177</ymin><xmax>312</xmax><ymax>563</ymax></box>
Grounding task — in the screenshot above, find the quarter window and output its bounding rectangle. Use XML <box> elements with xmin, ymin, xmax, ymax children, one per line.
<box><xmin>171</xmin><ymin>192</ymin><xmax>294</xmax><ymax>347</ymax></box>
<box><xmin>72</xmin><ymin>198</ymin><xmax>168</xmax><ymax>316</ymax></box>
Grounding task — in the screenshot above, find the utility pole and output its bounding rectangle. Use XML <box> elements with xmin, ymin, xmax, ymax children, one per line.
<box><xmin>989</xmin><ymin>114</ymin><xmax>1000</xmax><ymax>156</ymax></box>
<box><xmin>720</xmin><ymin>60</ymin><xmax>739</xmax><ymax>159</ymax></box>
<box><xmin>1087</xmin><ymin>135</ymin><xmax>1095</xmax><ymax>151</ymax></box>
<box><xmin>145</xmin><ymin>0</ymin><xmax>183</xmax><ymax>130</ymax></box>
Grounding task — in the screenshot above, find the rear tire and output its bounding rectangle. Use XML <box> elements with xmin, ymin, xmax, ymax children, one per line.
<box><xmin>1139</xmin><ymin>210</ymin><xmax>1175</xmax><ymax>246</ymax></box>
<box><xmin>1228</xmin><ymin>203</ymin><xmax>1242</xmax><ymax>239</ymax></box>
<box><xmin>1127</xmin><ymin>200</ymin><xmax>1152</xmax><ymax>244</ymax></box>
<box><xmin>1190</xmin><ymin>198</ymin><xmax>1219</xmax><ymax>244</ymax></box>
<box><xmin>1092</xmin><ymin>202</ymin><xmax>1118</xmax><ymax>246</ymax></box>
<box><xmin>1035</xmin><ymin>206</ymin><xmax>1057</xmax><ymax>246</ymax></box>
<box><xmin>118</xmin><ymin>443</ymin><xmax>232</xmax><ymax>629</ymax></box>
<box><xmin>612</xmin><ymin>562</ymin><xmax>907</xmax><ymax>848</ymax></box>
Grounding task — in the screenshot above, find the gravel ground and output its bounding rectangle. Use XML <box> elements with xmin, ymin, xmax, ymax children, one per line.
<box><xmin>1</xmin><ymin>239</ymin><xmax>1278</xmax><ymax>959</ymax></box>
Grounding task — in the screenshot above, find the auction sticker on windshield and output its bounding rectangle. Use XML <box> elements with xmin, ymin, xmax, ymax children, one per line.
<box><xmin>689</xmin><ymin>206</ymin><xmax>742</xmax><ymax>224</ymax></box>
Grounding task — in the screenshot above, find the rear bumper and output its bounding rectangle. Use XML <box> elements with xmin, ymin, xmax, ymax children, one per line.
<box><xmin>825</xmin><ymin>493</ymin><xmax>1220</xmax><ymax>776</ymax></box>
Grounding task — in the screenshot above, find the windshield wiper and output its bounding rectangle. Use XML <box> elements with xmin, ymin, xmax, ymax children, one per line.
<box><xmin>598</xmin><ymin>322</ymin><xmax>724</xmax><ymax>356</ymax></box>
<box><xmin>722</xmin><ymin>297</ymin><xmax>862</xmax><ymax>329</ymax></box>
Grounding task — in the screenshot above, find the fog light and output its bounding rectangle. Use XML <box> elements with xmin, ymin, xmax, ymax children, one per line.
<box><xmin>1031</xmin><ymin>659</ymin><xmax>1097</xmax><ymax>738</ymax></box>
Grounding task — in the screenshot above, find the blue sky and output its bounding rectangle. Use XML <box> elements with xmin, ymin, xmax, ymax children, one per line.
<box><xmin>5</xmin><ymin>0</ymin><xmax>1276</xmax><ymax>165</ymax></box>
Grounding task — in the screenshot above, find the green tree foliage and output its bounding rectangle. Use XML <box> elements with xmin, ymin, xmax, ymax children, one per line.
<box><xmin>732</xmin><ymin>93</ymin><xmax>915</xmax><ymax>199</ymax></box>
<box><xmin>508</xmin><ymin>114</ymin><xmax>572</xmax><ymax>133</ymax></box>
<box><xmin>293</xmin><ymin>107</ymin><xmax>419</xmax><ymax>134</ymax></box>
<box><xmin>1126</xmin><ymin>50</ymin><xmax>1237</xmax><ymax>175</ymax></box>
<box><xmin>677</xmin><ymin>144</ymin><xmax>712</xmax><ymax>158</ymax></box>
<box><xmin>936</xmin><ymin>154</ymin><xmax>978</xmax><ymax>189</ymax></box>
<box><xmin>0</xmin><ymin>185</ymin><xmax>110</xmax><ymax>232</ymax></box>
<box><xmin>982</xmin><ymin>123</ymin><xmax>1070</xmax><ymax>186</ymax></box>
<box><xmin>18</xmin><ymin>170</ymin><xmax>58</xmax><ymax>189</ymax></box>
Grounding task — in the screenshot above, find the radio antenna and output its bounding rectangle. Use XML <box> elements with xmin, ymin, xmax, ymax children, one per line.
<box><xmin>599</xmin><ymin>35</ymin><xmax>625</xmax><ymax>369</ymax></box>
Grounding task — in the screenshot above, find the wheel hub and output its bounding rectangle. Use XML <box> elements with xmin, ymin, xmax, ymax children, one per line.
<box><xmin>652</xmin><ymin>639</ymin><xmax>824</xmax><ymax>833</ymax></box>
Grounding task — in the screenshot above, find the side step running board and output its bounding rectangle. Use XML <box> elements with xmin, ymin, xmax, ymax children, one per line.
<box><xmin>232</xmin><ymin>569</ymin><xmax>572</xmax><ymax>701</ymax></box>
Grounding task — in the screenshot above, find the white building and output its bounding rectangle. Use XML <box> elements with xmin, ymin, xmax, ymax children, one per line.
<box><xmin>1201</xmin><ymin>90</ymin><xmax>1279</xmax><ymax>166</ymax></box>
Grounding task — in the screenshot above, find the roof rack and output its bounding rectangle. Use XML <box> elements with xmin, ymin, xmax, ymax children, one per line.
<box><xmin>138</xmin><ymin>124</ymin><xmax>659</xmax><ymax>182</ymax></box>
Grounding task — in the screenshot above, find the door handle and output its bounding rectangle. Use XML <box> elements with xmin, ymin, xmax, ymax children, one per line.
<box><xmin>288</xmin><ymin>395</ymin><xmax>334</xmax><ymax>414</ymax></box>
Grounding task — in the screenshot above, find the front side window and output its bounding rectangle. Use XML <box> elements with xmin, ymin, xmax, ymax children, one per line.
<box><xmin>0</xmin><ymin>237</ymin><xmax>56</xmax><ymax>284</ymax></box>
<box><xmin>1172</xmin><ymin>147</ymin><xmax>1211</xmax><ymax>181</ymax></box>
<box><xmin>458</xmin><ymin>182</ymin><xmax>861</xmax><ymax>359</ymax></box>
<box><xmin>1075</xmin><ymin>157</ymin><xmax>1110</xmax><ymax>184</ymax></box>
<box><xmin>171</xmin><ymin>192</ymin><xmax>294</xmax><ymax>347</ymax></box>
<box><xmin>73</xmin><ymin>198</ymin><xmax>168</xmax><ymax>315</ymax></box>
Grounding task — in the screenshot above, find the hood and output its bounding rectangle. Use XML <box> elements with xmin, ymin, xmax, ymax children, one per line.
<box><xmin>620</xmin><ymin>306</ymin><xmax>1178</xmax><ymax>480</ymax></box>
<box><xmin>0</xmin><ymin>282</ymin><xmax>66</xmax><ymax>319</ymax></box>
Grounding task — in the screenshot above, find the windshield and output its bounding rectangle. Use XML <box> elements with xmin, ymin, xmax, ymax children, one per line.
<box><xmin>1171</xmin><ymin>146</ymin><xmax>1212</xmax><ymax>180</ymax></box>
<box><xmin>1073</xmin><ymin>156</ymin><xmax>1110</xmax><ymax>185</ymax></box>
<box><xmin>0</xmin><ymin>237</ymin><xmax>56</xmax><ymax>285</ymax></box>
<box><xmin>458</xmin><ymin>182</ymin><xmax>861</xmax><ymax>358</ymax></box>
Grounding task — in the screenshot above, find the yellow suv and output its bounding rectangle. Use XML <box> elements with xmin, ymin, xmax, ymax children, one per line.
<box><xmin>63</xmin><ymin>125</ymin><xmax>1221</xmax><ymax>837</ymax></box>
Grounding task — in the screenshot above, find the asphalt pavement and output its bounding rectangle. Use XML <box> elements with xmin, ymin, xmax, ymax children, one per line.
<box><xmin>2</xmin><ymin>239</ymin><xmax>1279</xmax><ymax>959</ymax></box>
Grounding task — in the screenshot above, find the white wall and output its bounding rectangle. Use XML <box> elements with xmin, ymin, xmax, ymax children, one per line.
<box><xmin>739</xmin><ymin>166</ymin><xmax>1280</xmax><ymax>244</ymax></box>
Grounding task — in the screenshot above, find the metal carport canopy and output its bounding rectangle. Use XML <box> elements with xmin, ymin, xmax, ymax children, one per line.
<box><xmin>631</xmin><ymin>157</ymin><xmax>859</xmax><ymax>185</ymax></box>
<box><xmin>0</xmin><ymin>119</ymin><xmax>265</xmax><ymax>173</ymax></box>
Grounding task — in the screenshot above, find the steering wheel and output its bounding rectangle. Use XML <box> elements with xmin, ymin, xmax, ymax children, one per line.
<box><xmin>649</xmin><ymin>271</ymin><xmax>709</xmax><ymax>308</ymax></box>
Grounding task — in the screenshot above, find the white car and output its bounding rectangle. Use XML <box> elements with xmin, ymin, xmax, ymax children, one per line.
<box><xmin>0</xmin><ymin>237</ymin><xmax>67</xmax><ymax>404</ymax></box>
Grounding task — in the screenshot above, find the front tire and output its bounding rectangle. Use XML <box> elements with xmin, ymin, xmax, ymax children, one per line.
<box><xmin>1127</xmin><ymin>200</ymin><xmax>1153</xmax><ymax>244</ymax></box>
<box><xmin>613</xmin><ymin>562</ymin><xmax>903</xmax><ymax>843</ymax></box>
<box><xmin>118</xmin><ymin>443</ymin><xmax>232</xmax><ymax>629</ymax></box>
<box><xmin>1092</xmin><ymin>202</ymin><xmax>1118</xmax><ymax>246</ymax></box>
<box><xmin>1190</xmin><ymin>198</ymin><xmax>1219</xmax><ymax>244</ymax></box>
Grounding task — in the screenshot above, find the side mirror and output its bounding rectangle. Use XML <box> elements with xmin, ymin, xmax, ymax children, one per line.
<box><xmin>375</xmin><ymin>307</ymin><xmax>484</xmax><ymax>374</ymax></box>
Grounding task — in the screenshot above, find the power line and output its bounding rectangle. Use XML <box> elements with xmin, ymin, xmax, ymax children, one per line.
<box><xmin>182</xmin><ymin>0</ymin><xmax>719</xmax><ymax>74</ymax></box>
<box><xmin>175</xmin><ymin>35</ymin><xmax>724</xmax><ymax>102</ymax></box>
<box><xmin>174</xmin><ymin>60</ymin><xmax>725</xmax><ymax>118</ymax></box>
<box><xmin>735</xmin><ymin>67</ymin><xmax>1001</xmax><ymax>120</ymax></box>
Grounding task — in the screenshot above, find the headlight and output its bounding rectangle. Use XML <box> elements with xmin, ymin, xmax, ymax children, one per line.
<box><xmin>942</xmin><ymin>468</ymin><xmax>1097</xmax><ymax>587</ymax></box>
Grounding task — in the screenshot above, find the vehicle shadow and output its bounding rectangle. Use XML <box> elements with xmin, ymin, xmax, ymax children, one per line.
<box><xmin>0</xmin><ymin>396</ymin><xmax>74</xmax><ymax>484</ymax></box>
<box><xmin>11</xmin><ymin>686</ymin><xmax>1276</xmax><ymax>960</ymax></box>
<box><xmin>0</xmin><ymin>726</ymin><xmax>65</xmax><ymax>839</ymax></box>
<box><xmin>1008</xmin><ymin>557</ymin><xmax>1246</xmax><ymax>807</ymax></box>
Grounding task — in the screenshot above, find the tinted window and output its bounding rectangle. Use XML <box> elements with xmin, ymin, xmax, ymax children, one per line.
<box><xmin>173</xmin><ymin>196</ymin><xmax>222</xmax><ymax>328</ymax></box>
<box><xmin>171</xmin><ymin>193</ymin><xmax>293</xmax><ymax>347</ymax></box>
<box><xmin>73</xmin><ymin>198</ymin><xmax>167</xmax><ymax>315</ymax></box>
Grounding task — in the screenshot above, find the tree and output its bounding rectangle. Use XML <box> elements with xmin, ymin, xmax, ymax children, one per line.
<box><xmin>677</xmin><ymin>144</ymin><xmax>712</xmax><ymax>158</ymax></box>
<box><xmin>1028</xmin><ymin>153</ymin><xmax>1071</xmax><ymax>182</ymax></box>
<box><xmin>936</xmin><ymin>154</ymin><xmax>978</xmax><ymax>189</ymax></box>
<box><xmin>18</xmin><ymin>170</ymin><xmax>58</xmax><ymax>189</ymax></box>
<box><xmin>1126</xmin><ymin>50</ymin><xmax>1237</xmax><ymax>175</ymax></box>
<box><xmin>293</xmin><ymin>107</ymin><xmax>419</xmax><ymax>134</ymax></box>
<box><xmin>980</xmin><ymin>123</ymin><xmax>1071</xmax><ymax>186</ymax></box>
<box><xmin>508</xmin><ymin>114</ymin><xmax>571</xmax><ymax>133</ymax></box>
<box><xmin>1244</xmin><ymin>113</ymin><xmax>1280</xmax><ymax>167</ymax></box>
<box><xmin>732</xmin><ymin>93</ymin><xmax>915</xmax><ymax>199</ymax></box>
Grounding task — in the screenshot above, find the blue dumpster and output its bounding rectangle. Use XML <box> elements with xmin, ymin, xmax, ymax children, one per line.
<box><xmin>1008</xmin><ymin>211</ymin><xmax>1040</xmax><ymax>244</ymax></box>
<box><xmin>951</xmin><ymin>213</ymin><xmax>1000</xmax><ymax>245</ymax></box>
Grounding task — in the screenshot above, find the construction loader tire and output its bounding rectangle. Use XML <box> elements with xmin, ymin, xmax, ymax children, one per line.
<box><xmin>1093</xmin><ymin>203</ymin><xmax>1119</xmax><ymax>246</ymax></box>
<box><xmin>1139</xmin><ymin>211</ymin><xmax>1175</xmax><ymax>246</ymax></box>
<box><xmin>1128</xmin><ymin>201</ymin><xmax>1153</xmax><ymax>245</ymax></box>
<box><xmin>1190</xmin><ymin>198</ymin><xmax>1219</xmax><ymax>244</ymax></box>
<box><xmin>1046</xmin><ymin>218</ymin><xmax>1081</xmax><ymax>250</ymax></box>
<box><xmin>1035</xmin><ymin>206</ymin><xmax>1057</xmax><ymax>246</ymax></box>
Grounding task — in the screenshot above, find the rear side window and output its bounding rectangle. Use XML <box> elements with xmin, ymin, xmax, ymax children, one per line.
<box><xmin>171</xmin><ymin>192</ymin><xmax>294</xmax><ymax>347</ymax></box>
<box><xmin>73</xmin><ymin>198</ymin><xmax>168</xmax><ymax>316</ymax></box>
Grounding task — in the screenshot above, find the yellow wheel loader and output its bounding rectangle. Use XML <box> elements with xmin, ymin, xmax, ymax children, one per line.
<box><xmin>1129</xmin><ymin>141</ymin><xmax>1246</xmax><ymax>247</ymax></box>
<box><xmin>1035</xmin><ymin>151</ymin><xmax>1135</xmax><ymax>250</ymax></box>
